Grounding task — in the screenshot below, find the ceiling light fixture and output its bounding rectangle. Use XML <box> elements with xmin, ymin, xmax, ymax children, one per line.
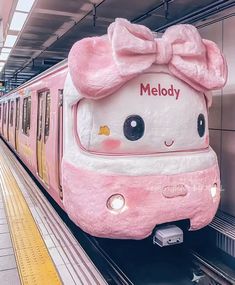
<box><xmin>0</xmin><ymin>53</ymin><xmax>10</xmax><ymax>61</ymax></box>
<box><xmin>1</xmin><ymin>48</ymin><xmax>12</xmax><ymax>54</ymax></box>
<box><xmin>4</xmin><ymin>35</ymin><xmax>18</xmax><ymax>47</ymax></box>
<box><xmin>16</xmin><ymin>0</ymin><xmax>36</xmax><ymax>13</ymax></box>
<box><xmin>9</xmin><ymin>11</ymin><xmax>28</xmax><ymax>32</ymax></box>
<box><xmin>0</xmin><ymin>0</ymin><xmax>36</xmax><ymax>74</ymax></box>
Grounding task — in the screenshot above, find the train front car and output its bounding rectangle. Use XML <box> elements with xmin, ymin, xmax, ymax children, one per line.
<box><xmin>62</xmin><ymin>19</ymin><xmax>227</xmax><ymax>240</ymax></box>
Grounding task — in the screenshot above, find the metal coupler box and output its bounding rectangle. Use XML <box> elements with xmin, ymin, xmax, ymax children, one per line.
<box><xmin>153</xmin><ymin>225</ymin><xmax>183</xmax><ymax>247</ymax></box>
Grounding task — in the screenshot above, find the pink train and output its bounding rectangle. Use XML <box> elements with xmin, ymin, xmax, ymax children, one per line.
<box><xmin>0</xmin><ymin>19</ymin><xmax>227</xmax><ymax>241</ymax></box>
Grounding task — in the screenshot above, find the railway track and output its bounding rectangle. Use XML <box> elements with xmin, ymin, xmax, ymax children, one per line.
<box><xmin>192</xmin><ymin>251</ymin><xmax>235</xmax><ymax>285</ymax></box>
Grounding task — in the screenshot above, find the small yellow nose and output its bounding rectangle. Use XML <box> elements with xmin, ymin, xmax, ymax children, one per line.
<box><xmin>98</xmin><ymin>125</ymin><xmax>110</xmax><ymax>136</ymax></box>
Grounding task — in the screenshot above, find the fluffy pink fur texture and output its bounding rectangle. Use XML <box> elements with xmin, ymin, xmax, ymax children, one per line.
<box><xmin>68</xmin><ymin>18</ymin><xmax>227</xmax><ymax>101</ymax></box>
<box><xmin>62</xmin><ymin>160</ymin><xmax>220</xmax><ymax>239</ymax></box>
<box><xmin>63</xmin><ymin>18</ymin><xmax>226</xmax><ymax>239</ymax></box>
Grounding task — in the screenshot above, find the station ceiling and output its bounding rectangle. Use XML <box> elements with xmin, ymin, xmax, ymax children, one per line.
<box><xmin>0</xmin><ymin>0</ymin><xmax>235</xmax><ymax>91</ymax></box>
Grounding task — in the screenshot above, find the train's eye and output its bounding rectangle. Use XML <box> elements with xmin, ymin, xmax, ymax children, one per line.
<box><xmin>123</xmin><ymin>115</ymin><xmax>145</xmax><ymax>141</ymax></box>
<box><xmin>197</xmin><ymin>114</ymin><xmax>205</xmax><ymax>137</ymax></box>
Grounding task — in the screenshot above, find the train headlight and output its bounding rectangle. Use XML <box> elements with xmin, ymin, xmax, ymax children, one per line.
<box><xmin>107</xmin><ymin>194</ymin><xmax>125</xmax><ymax>212</ymax></box>
<box><xmin>210</xmin><ymin>183</ymin><xmax>217</xmax><ymax>198</ymax></box>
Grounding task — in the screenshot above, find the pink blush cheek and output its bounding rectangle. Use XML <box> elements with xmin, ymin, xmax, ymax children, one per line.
<box><xmin>205</xmin><ymin>134</ymin><xmax>209</xmax><ymax>146</ymax></box>
<box><xmin>101</xmin><ymin>139</ymin><xmax>121</xmax><ymax>151</ymax></box>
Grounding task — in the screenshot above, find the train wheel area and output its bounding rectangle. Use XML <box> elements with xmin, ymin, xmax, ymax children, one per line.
<box><xmin>0</xmin><ymin>139</ymin><xmax>107</xmax><ymax>285</ymax></box>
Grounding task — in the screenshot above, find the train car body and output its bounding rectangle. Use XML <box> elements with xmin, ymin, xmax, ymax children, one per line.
<box><xmin>0</xmin><ymin>62</ymin><xmax>67</xmax><ymax>209</ymax></box>
<box><xmin>0</xmin><ymin>19</ymin><xmax>227</xmax><ymax>240</ymax></box>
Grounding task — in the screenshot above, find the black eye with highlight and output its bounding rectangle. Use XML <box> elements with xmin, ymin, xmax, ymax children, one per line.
<box><xmin>197</xmin><ymin>114</ymin><xmax>205</xmax><ymax>137</ymax></box>
<box><xmin>123</xmin><ymin>115</ymin><xmax>145</xmax><ymax>141</ymax></box>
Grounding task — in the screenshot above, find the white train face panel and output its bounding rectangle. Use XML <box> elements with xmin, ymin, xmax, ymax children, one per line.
<box><xmin>77</xmin><ymin>72</ymin><xmax>209</xmax><ymax>155</ymax></box>
<box><xmin>199</xmin><ymin>13</ymin><xmax>235</xmax><ymax>217</ymax></box>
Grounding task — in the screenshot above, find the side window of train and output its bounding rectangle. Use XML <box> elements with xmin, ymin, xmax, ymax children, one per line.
<box><xmin>0</xmin><ymin>103</ymin><xmax>2</xmax><ymax>121</ymax></box>
<box><xmin>7</xmin><ymin>100</ymin><xmax>10</xmax><ymax>124</ymax></box>
<box><xmin>15</xmin><ymin>98</ymin><xmax>20</xmax><ymax>130</ymax></box>
<box><xmin>44</xmin><ymin>92</ymin><xmax>50</xmax><ymax>142</ymax></box>
<box><xmin>10</xmin><ymin>101</ymin><xmax>14</xmax><ymax>127</ymax></box>
<box><xmin>22</xmin><ymin>96</ymin><xmax>31</xmax><ymax>136</ymax></box>
<box><xmin>3</xmin><ymin>103</ymin><xmax>6</xmax><ymax>124</ymax></box>
<box><xmin>2</xmin><ymin>103</ymin><xmax>4</xmax><ymax>123</ymax></box>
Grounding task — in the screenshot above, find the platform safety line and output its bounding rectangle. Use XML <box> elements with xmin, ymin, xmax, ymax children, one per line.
<box><xmin>0</xmin><ymin>154</ymin><xmax>62</xmax><ymax>285</ymax></box>
<box><xmin>3</xmin><ymin>146</ymin><xmax>108</xmax><ymax>285</ymax></box>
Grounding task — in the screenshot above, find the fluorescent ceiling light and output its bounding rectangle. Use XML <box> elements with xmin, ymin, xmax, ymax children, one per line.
<box><xmin>4</xmin><ymin>35</ymin><xmax>17</xmax><ymax>47</ymax></box>
<box><xmin>10</xmin><ymin>11</ymin><xmax>28</xmax><ymax>31</ymax></box>
<box><xmin>16</xmin><ymin>0</ymin><xmax>36</xmax><ymax>12</ymax></box>
<box><xmin>1</xmin><ymin>48</ymin><xmax>12</xmax><ymax>54</ymax></box>
<box><xmin>0</xmin><ymin>53</ymin><xmax>9</xmax><ymax>61</ymax></box>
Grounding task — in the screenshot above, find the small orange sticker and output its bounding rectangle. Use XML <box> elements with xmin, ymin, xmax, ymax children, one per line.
<box><xmin>98</xmin><ymin>126</ymin><xmax>110</xmax><ymax>136</ymax></box>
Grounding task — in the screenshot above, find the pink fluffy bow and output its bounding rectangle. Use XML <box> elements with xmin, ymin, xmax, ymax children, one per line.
<box><xmin>68</xmin><ymin>18</ymin><xmax>227</xmax><ymax>100</ymax></box>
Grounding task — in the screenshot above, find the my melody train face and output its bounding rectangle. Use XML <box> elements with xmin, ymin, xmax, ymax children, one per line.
<box><xmin>62</xmin><ymin>69</ymin><xmax>220</xmax><ymax>239</ymax></box>
<box><xmin>62</xmin><ymin>19</ymin><xmax>227</xmax><ymax>239</ymax></box>
<box><xmin>77</xmin><ymin>72</ymin><xmax>209</xmax><ymax>155</ymax></box>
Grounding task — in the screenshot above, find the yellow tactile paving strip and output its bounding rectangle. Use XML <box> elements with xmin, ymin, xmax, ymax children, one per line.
<box><xmin>0</xmin><ymin>154</ymin><xmax>62</xmax><ymax>285</ymax></box>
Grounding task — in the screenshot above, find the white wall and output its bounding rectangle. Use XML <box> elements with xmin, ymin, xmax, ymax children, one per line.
<box><xmin>199</xmin><ymin>16</ymin><xmax>235</xmax><ymax>216</ymax></box>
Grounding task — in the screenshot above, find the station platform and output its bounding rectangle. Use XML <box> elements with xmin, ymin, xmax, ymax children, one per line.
<box><xmin>0</xmin><ymin>140</ymin><xmax>107</xmax><ymax>285</ymax></box>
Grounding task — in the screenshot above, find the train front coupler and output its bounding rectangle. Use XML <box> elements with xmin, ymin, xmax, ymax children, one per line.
<box><xmin>153</xmin><ymin>225</ymin><xmax>184</xmax><ymax>247</ymax></box>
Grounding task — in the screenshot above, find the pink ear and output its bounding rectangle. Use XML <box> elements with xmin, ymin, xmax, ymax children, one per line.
<box><xmin>201</xmin><ymin>39</ymin><xmax>228</xmax><ymax>90</ymax></box>
<box><xmin>68</xmin><ymin>36</ymin><xmax>127</xmax><ymax>99</ymax></box>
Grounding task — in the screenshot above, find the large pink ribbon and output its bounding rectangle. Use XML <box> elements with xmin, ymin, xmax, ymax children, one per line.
<box><xmin>68</xmin><ymin>18</ymin><xmax>227</xmax><ymax>100</ymax></box>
